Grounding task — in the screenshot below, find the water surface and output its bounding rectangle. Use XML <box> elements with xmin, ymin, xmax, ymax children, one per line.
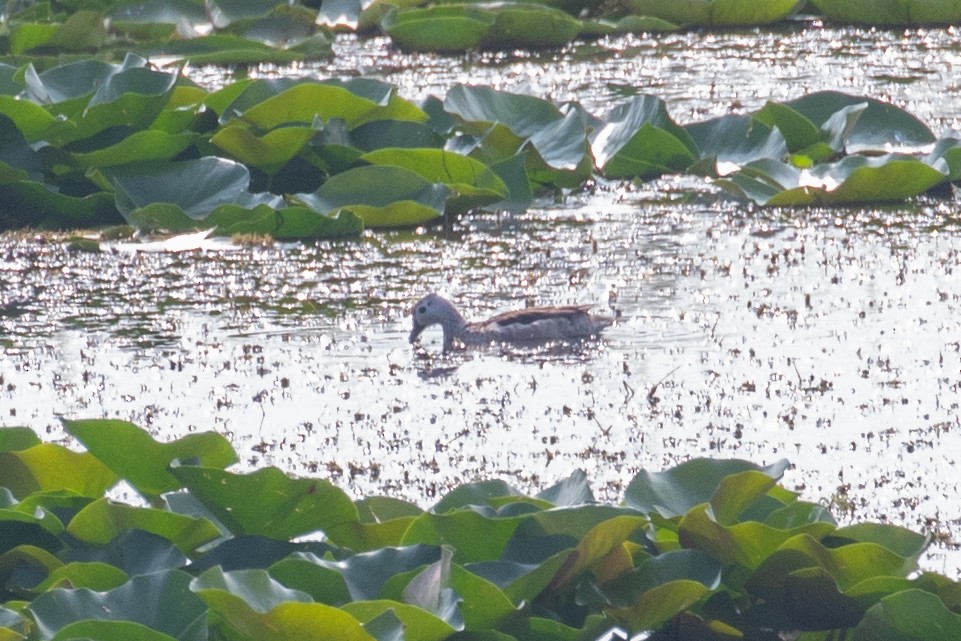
<box><xmin>3</xmin><ymin>24</ymin><xmax>961</xmax><ymax>574</ymax></box>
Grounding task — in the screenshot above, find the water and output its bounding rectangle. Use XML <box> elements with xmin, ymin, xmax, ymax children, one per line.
<box><xmin>4</xmin><ymin>25</ymin><xmax>961</xmax><ymax>574</ymax></box>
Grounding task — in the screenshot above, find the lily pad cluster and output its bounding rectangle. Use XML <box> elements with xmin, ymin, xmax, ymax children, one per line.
<box><xmin>0</xmin><ymin>419</ymin><xmax>958</xmax><ymax>640</ymax></box>
<box><xmin>1</xmin><ymin>57</ymin><xmax>958</xmax><ymax>239</ymax></box>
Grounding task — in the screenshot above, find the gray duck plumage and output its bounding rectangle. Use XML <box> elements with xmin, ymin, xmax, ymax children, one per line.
<box><xmin>408</xmin><ymin>293</ymin><xmax>612</xmax><ymax>352</ymax></box>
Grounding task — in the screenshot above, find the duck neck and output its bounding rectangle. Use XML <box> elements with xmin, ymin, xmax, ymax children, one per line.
<box><xmin>441</xmin><ymin>308</ymin><xmax>468</xmax><ymax>352</ymax></box>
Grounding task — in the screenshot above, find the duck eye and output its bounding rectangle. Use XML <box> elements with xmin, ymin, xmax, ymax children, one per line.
<box><xmin>418</xmin><ymin>306</ymin><xmax>427</xmax><ymax>314</ymax></box>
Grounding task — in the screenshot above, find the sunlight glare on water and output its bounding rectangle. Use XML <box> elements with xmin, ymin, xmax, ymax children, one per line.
<box><xmin>4</xmin><ymin>23</ymin><xmax>961</xmax><ymax>575</ymax></box>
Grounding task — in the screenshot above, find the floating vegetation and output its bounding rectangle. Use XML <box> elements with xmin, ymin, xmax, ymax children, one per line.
<box><xmin>0</xmin><ymin>419</ymin><xmax>958</xmax><ymax>640</ymax></box>
<box><xmin>1</xmin><ymin>57</ymin><xmax>959</xmax><ymax>239</ymax></box>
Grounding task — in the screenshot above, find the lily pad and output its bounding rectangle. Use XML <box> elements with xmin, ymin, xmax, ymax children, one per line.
<box><xmin>592</xmin><ymin>95</ymin><xmax>698</xmax><ymax>179</ymax></box>
<box><xmin>381</xmin><ymin>5</ymin><xmax>496</xmax><ymax>52</ymax></box>
<box><xmin>810</xmin><ymin>0</ymin><xmax>961</xmax><ymax>25</ymax></box>
<box><xmin>716</xmin><ymin>154</ymin><xmax>948</xmax><ymax>206</ymax></box>
<box><xmin>63</xmin><ymin>418</ymin><xmax>237</xmax><ymax>499</ymax></box>
<box><xmin>623</xmin><ymin>0</ymin><xmax>802</xmax><ymax>25</ymax></box>
<box><xmin>294</xmin><ymin>165</ymin><xmax>451</xmax><ymax>228</ymax></box>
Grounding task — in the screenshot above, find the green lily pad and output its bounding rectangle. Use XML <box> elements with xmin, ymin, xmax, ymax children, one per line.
<box><xmin>685</xmin><ymin>114</ymin><xmax>788</xmax><ymax>176</ymax></box>
<box><xmin>623</xmin><ymin>0</ymin><xmax>801</xmax><ymax>25</ymax></box>
<box><xmin>361</xmin><ymin>147</ymin><xmax>508</xmax><ymax>213</ymax></box>
<box><xmin>717</xmin><ymin>154</ymin><xmax>948</xmax><ymax>206</ymax></box>
<box><xmin>857</xmin><ymin>588</ymin><xmax>961</xmax><ymax>640</ymax></box>
<box><xmin>27</xmin><ymin>570</ymin><xmax>207</xmax><ymax>640</ymax></box>
<box><xmin>294</xmin><ymin>165</ymin><xmax>451</xmax><ymax>228</ymax></box>
<box><xmin>810</xmin><ymin>0</ymin><xmax>961</xmax><ymax>25</ymax></box>
<box><xmin>169</xmin><ymin>463</ymin><xmax>359</xmax><ymax>539</ymax></box>
<box><xmin>63</xmin><ymin>418</ymin><xmax>237</xmax><ymax>499</ymax></box>
<box><xmin>0</xmin><ymin>444</ymin><xmax>117</xmax><ymax>499</ymax></box>
<box><xmin>480</xmin><ymin>2</ymin><xmax>581</xmax><ymax>50</ymax></box>
<box><xmin>624</xmin><ymin>458</ymin><xmax>789</xmax><ymax>519</ymax></box>
<box><xmin>67</xmin><ymin>498</ymin><xmax>222</xmax><ymax>554</ymax></box>
<box><xmin>592</xmin><ymin>95</ymin><xmax>698</xmax><ymax>179</ymax></box>
<box><xmin>381</xmin><ymin>5</ymin><xmax>496</xmax><ymax>52</ymax></box>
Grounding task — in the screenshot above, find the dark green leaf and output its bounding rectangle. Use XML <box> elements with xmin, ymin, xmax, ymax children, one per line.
<box><xmin>169</xmin><ymin>464</ymin><xmax>359</xmax><ymax>539</ymax></box>
<box><xmin>28</xmin><ymin>570</ymin><xmax>207</xmax><ymax>641</ymax></box>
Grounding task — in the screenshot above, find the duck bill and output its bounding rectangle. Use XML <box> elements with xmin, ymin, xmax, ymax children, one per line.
<box><xmin>409</xmin><ymin>321</ymin><xmax>426</xmax><ymax>344</ymax></box>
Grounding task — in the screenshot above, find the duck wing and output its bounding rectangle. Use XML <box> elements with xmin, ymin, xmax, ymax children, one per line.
<box><xmin>467</xmin><ymin>306</ymin><xmax>610</xmax><ymax>342</ymax></box>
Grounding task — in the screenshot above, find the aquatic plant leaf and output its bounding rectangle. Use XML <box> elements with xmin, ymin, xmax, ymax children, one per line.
<box><xmin>810</xmin><ymin>0</ymin><xmax>961</xmax><ymax>25</ymax></box>
<box><xmin>480</xmin><ymin>3</ymin><xmax>581</xmax><ymax>50</ymax></box>
<box><xmin>294</xmin><ymin>165</ymin><xmax>450</xmax><ymax>228</ymax></box>
<box><xmin>193</xmin><ymin>566</ymin><xmax>312</xmax><ymax>612</ymax></box>
<box><xmin>381</xmin><ymin>5</ymin><xmax>496</xmax><ymax>52</ymax></box>
<box><xmin>752</xmin><ymin>100</ymin><xmax>822</xmax><ymax>152</ymax></box>
<box><xmin>599</xmin><ymin>550</ymin><xmax>721</xmax><ymax>632</ymax></box>
<box><xmin>623</xmin><ymin>458</ymin><xmax>789</xmax><ymax>519</ymax></box>
<box><xmin>107</xmin><ymin>0</ymin><xmax>210</xmax><ymax>32</ymax></box>
<box><xmin>0</xmin><ymin>428</ymin><xmax>41</xmax><ymax>452</ymax></box>
<box><xmin>220</xmin><ymin>5</ymin><xmax>328</xmax><ymax>45</ymax></box>
<box><xmin>449</xmin><ymin>564</ymin><xmax>517</xmax><ymax>629</ymax></box>
<box><xmin>194</xmin><ymin>566</ymin><xmax>377</xmax><ymax>640</ymax></box>
<box><xmin>327</xmin><ymin>501</ymin><xmax>422</xmax><ymax>550</ymax></box>
<box><xmin>746</xmin><ymin>534</ymin><xmax>918</xmax><ymax>600</ymax></box>
<box><xmin>127</xmin><ymin>203</ymin><xmax>364</xmax><ymax>239</ymax></box>
<box><xmin>361</xmin><ymin>147</ymin><xmax>508</xmax><ymax>198</ymax></box>
<box><xmin>624</xmin><ymin>0</ymin><xmax>801</xmax><ymax>25</ymax></box>
<box><xmin>206</xmin><ymin>0</ymin><xmax>287</xmax><ymax>27</ymax></box>
<box><xmin>67</xmin><ymin>498</ymin><xmax>222</xmax><ymax>554</ymax></box>
<box><xmin>766</xmin><ymin>91</ymin><xmax>935</xmax><ymax>154</ymax></box>
<box><xmin>273</xmin><ymin>545</ymin><xmax>441</xmax><ymax>603</ymax></box>
<box><xmin>70</xmin><ymin>130</ymin><xmax>198</xmax><ymax>169</ymax></box>
<box><xmin>401</xmin><ymin>509</ymin><xmax>530</xmax><ymax>563</ymax></box>
<box><xmin>856</xmin><ymin>588</ymin><xmax>961</xmax><ymax>640</ymax></box>
<box><xmin>0</xmin><ymin>115</ymin><xmax>43</xmax><ymax>182</ymax></box>
<box><xmin>63</xmin><ymin>529</ymin><xmax>188</xmax><ymax>576</ymax></box>
<box><xmin>142</xmin><ymin>34</ymin><xmax>321</xmax><ymax>65</ymax></box>
<box><xmin>169</xmin><ymin>464</ymin><xmax>359</xmax><ymax>539</ymax></box>
<box><xmin>0</xmin><ymin>444</ymin><xmax>117</xmax><ymax>499</ymax></box>
<box><xmin>343</xmin><ymin>599</ymin><xmax>460</xmax><ymax>640</ymax></box>
<box><xmin>719</xmin><ymin>152</ymin><xmax>948</xmax><ymax>205</ymax></box>
<box><xmin>210</xmin><ymin>123</ymin><xmax>317</xmax><ymax>171</ymax></box>
<box><xmin>709</xmin><ymin>470</ymin><xmax>785</xmax><ymax>526</ymax></box>
<box><xmin>828</xmin><ymin>523</ymin><xmax>930</xmax><ymax>560</ymax></box>
<box><xmin>679</xmin><ymin>504</ymin><xmax>836</xmax><ymax>568</ymax></box>
<box><xmin>27</xmin><ymin>569</ymin><xmax>206</xmax><ymax>641</ymax></box>
<box><xmin>535</xmin><ymin>469</ymin><xmax>594</xmax><ymax>507</ymax></box>
<box><xmin>269</xmin><ymin>555</ymin><xmax>353</xmax><ymax>605</ymax></box>
<box><xmin>202</xmin><ymin>595</ymin><xmax>376</xmax><ymax>641</ymax></box>
<box><xmin>350</xmin><ymin>119</ymin><xmax>446</xmax><ymax>151</ymax></box>
<box><xmin>0</xmin><ymin>96</ymin><xmax>70</xmax><ymax>144</ymax></box>
<box><xmin>57</xmin><ymin>64</ymin><xmax>179</xmax><ymax>144</ymax></box>
<box><xmin>50</xmin><ymin>620</ymin><xmax>180</xmax><ymax>641</ymax></box>
<box><xmin>0</xmin><ymin>544</ymin><xmax>62</xmax><ymax>596</ymax></box>
<box><xmin>9</xmin><ymin>11</ymin><xmax>107</xmax><ymax>54</ymax></box>
<box><xmin>445</xmin><ymin>84</ymin><xmax>564</xmax><ymax>139</ymax></box>
<box><xmin>35</xmin><ymin>561</ymin><xmax>129</xmax><ymax>592</ymax></box>
<box><xmin>524</xmin><ymin>107</ymin><xmax>593</xmax><ymax>187</ymax></box>
<box><xmin>592</xmin><ymin>95</ymin><xmax>698</xmax><ymax>178</ymax></box>
<box><xmin>550</xmin><ymin>515</ymin><xmax>647</xmax><ymax>590</ymax></box>
<box><xmin>0</xmin><ymin>508</ymin><xmax>64</xmax><ymax>557</ymax></box>
<box><xmin>63</xmin><ymin>419</ymin><xmax>237</xmax><ymax>498</ymax></box>
<box><xmin>104</xmin><ymin>156</ymin><xmax>258</xmax><ymax>218</ymax></box>
<box><xmin>925</xmin><ymin>136</ymin><xmax>961</xmax><ymax>181</ymax></box>
<box><xmin>685</xmin><ymin>114</ymin><xmax>788</xmax><ymax>176</ymax></box>
<box><xmin>234</xmin><ymin>81</ymin><xmax>425</xmax><ymax>130</ymax></box>
<box><xmin>400</xmin><ymin>547</ymin><xmax>464</xmax><ymax>629</ymax></box>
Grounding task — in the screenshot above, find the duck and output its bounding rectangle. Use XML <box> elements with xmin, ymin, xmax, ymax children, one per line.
<box><xmin>409</xmin><ymin>293</ymin><xmax>612</xmax><ymax>352</ymax></box>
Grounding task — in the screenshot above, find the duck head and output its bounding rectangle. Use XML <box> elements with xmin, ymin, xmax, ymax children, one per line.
<box><xmin>409</xmin><ymin>293</ymin><xmax>467</xmax><ymax>352</ymax></box>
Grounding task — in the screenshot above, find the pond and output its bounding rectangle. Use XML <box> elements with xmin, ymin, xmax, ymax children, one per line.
<box><xmin>3</xmin><ymin>23</ymin><xmax>961</xmax><ymax>575</ymax></box>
